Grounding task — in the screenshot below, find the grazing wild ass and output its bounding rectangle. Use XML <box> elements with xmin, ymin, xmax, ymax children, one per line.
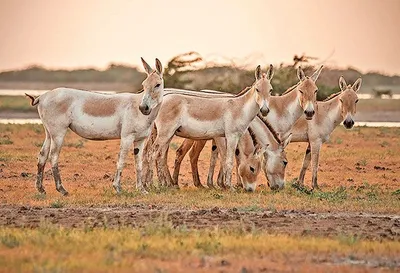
<box><xmin>143</xmin><ymin>65</ymin><xmax>274</xmax><ymax>189</ymax></box>
<box><xmin>25</xmin><ymin>58</ymin><xmax>164</xmax><ymax>195</ymax></box>
<box><xmin>173</xmin><ymin>65</ymin><xmax>323</xmax><ymax>190</ymax></box>
<box><xmin>290</xmin><ymin>76</ymin><xmax>362</xmax><ymax>189</ymax></box>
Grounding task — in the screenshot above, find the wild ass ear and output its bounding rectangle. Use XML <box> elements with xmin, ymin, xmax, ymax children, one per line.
<box><xmin>339</xmin><ymin>76</ymin><xmax>347</xmax><ymax>91</ymax></box>
<box><xmin>266</xmin><ymin>64</ymin><xmax>274</xmax><ymax>81</ymax></box>
<box><xmin>310</xmin><ymin>65</ymin><xmax>323</xmax><ymax>82</ymax></box>
<box><xmin>255</xmin><ymin>65</ymin><xmax>262</xmax><ymax>80</ymax></box>
<box><xmin>253</xmin><ymin>144</ymin><xmax>267</xmax><ymax>157</ymax></box>
<box><xmin>155</xmin><ymin>58</ymin><xmax>163</xmax><ymax>75</ymax></box>
<box><xmin>141</xmin><ymin>57</ymin><xmax>153</xmax><ymax>75</ymax></box>
<box><xmin>297</xmin><ymin>66</ymin><xmax>306</xmax><ymax>81</ymax></box>
<box><xmin>352</xmin><ymin>77</ymin><xmax>362</xmax><ymax>93</ymax></box>
<box><xmin>281</xmin><ymin>133</ymin><xmax>292</xmax><ymax>149</ymax></box>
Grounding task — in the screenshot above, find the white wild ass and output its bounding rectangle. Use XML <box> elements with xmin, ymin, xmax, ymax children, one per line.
<box><xmin>173</xmin><ymin>66</ymin><xmax>323</xmax><ymax>190</ymax></box>
<box><xmin>290</xmin><ymin>76</ymin><xmax>362</xmax><ymax>189</ymax></box>
<box><xmin>25</xmin><ymin>58</ymin><xmax>165</xmax><ymax>195</ymax></box>
<box><xmin>143</xmin><ymin>65</ymin><xmax>274</xmax><ymax>189</ymax></box>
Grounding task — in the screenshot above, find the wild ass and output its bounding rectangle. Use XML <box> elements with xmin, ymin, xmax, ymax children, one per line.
<box><xmin>142</xmin><ymin>65</ymin><xmax>274</xmax><ymax>189</ymax></box>
<box><xmin>173</xmin><ymin>66</ymin><xmax>323</xmax><ymax>189</ymax></box>
<box><xmin>25</xmin><ymin>58</ymin><xmax>164</xmax><ymax>195</ymax></box>
<box><xmin>290</xmin><ymin>76</ymin><xmax>362</xmax><ymax>189</ymax></box>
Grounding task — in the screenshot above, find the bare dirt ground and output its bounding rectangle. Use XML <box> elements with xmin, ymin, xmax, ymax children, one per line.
<box><xmin>1</xmin><ymin>205</ymin><xmax>399</xmax><ymax>241</ymax></box>
<box><xmin>0</xmin><ymin>124</ymin><xmax>399</xmax><ymax>272</ymax></box>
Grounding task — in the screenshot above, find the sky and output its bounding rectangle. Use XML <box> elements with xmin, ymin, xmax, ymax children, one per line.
<box><xmin>0</xmin><ymin>0</ymin><xmax>399</xmax><ymax>74</ymax></box>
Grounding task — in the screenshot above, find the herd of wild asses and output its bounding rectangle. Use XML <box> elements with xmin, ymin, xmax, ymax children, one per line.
<box><xmin>25</xmin><ymin>58</ymin><xmax>361</xmax><ymax>196</ymax></box>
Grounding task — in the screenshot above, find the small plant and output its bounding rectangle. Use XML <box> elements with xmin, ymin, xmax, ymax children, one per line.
<box><xmin>335</xmin><ymin>138</ymin><xmax>343</xmax><ymax>144</ymax></box>
<box><xmin>169</xmin><ymin>142</ymin><xmax>179</xmax><ymax>151</ymax></box>
<box><xmin>0</xmin><ymin>135</ymin><xmax>13</xmax><ymax>145</ymax></box>
<box><xmin>357</xmin><ymin>158</ymin><xmax>367</xmax><ymax>167</ymax></box>
<box><xmin>33</xmin><ymin>193</ymin><xmax>46</xmax><ymax>201</ymax></box>
<box><xmin>65</xmin><ymin>139</ymin><xmax>85</xmax><ymax>148</ymax></box>
<box><xmin>0</xmin><ymin>234</ymin><xmax>20</xmax><ymax>248</ymax></box>
<box><xmin>50</xmin><ymin>199</ymin><xmax>65</xmax><ymax>208</ymax></box>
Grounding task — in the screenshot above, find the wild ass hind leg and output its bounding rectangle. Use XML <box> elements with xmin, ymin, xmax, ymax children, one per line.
<box><xmin>113</xmin><ymin>135</ymin><xmax>134</xmax><ymax>194</ymax></box>
<box><xmin>189</xmin><ymin>140</ymin><xmax>207</xmax><ymax>188</ymax></box>
<box><xmin>297</xmin><ymin>144</ymin><xmax>311</xmax><ymax>186</ymax></box>
<box><xmin>36</xmin><ymin>127</ymin><xmax>51</xmax><ymax>194</ymax></box>
<box><xmin>207</xmin><ymin>139</ymin><xmax>218</xmax><ymax>189</ymax></box>
<box><xmin>311</xmin><ymin>142</ymin><xmax>322</xmax><ymax>190</ymax></box>
<box><xmin>142</xmin><ymin>127</ymin><xmax>157</xmax><ymax>189</ymax></box>
<box><xmin>224</xmin><ymin>136</ymin><xmax>240</xmax><ymax>191</ymax></box>
<box><xmin>234</xmin><ymin>154</ymin><xmax>243</xmax><ymax>189</ymax></box>
<box><xmin>172</xmin><ymin>139</ymin><xmax>194</xmax><ymax>185</ymax></box>
<box><xmin>48</xmin><ymin>129</ymin><xmax>68</xmax><ymax>196</ymax></box>
<box><xmin>154</xmin><ymin>134</ymin><xmax>175</xmax><ymax>188</ymax></box>
<box><xmin>133</xmin><ymin>139</ymin><xmax>148</xmax><ymax>194</ymax></box>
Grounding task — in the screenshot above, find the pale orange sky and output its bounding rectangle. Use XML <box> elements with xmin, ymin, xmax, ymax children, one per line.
<box><xmin>0</xmin><ymin>0</ymin><xmax>399</xmax><ymax>74</ymax></box>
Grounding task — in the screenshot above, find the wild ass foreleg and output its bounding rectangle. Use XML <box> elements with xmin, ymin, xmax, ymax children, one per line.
<box><xmin>172</xmin><ymin>139</ymin><xmax>194</xmax><ymax>185</ymax></box>
<box><xmin>207</xmin><ymin>139</ymin><xmax>218</xmax><ymax>189</ymax></box>
<box><xmin>133</xmin><ymin>139</ymin><xmax>148</xmax><ymax>194</ymax></box>
<box><xmin>235</xmin><ymin>154</ymin><xmax>243</xmax><ymax>188</ymax></box>
<box><xmin>36</xmin><ymin>129</ymin><xmax>51</xmax><ymax>194</ymax></box>
<box><xmin>224</xmin><ymin>136</ymin><xmax>240</xmax><ymax>190</ymax></box>
<box><xmin>49</xmin><ymin>132</ymin><xmax>68</xmax><ymax>196</ymax></box>
<box><xmin>189</xmin><ymin>140</ymin><xmax>207</xmax><ymax>188</ymax></box>
<box><xmin>297</xmin><ymin>144</ymin><xmax>311</xmax><ymax>186</ymax></box>
<box><xmin>113</xmin><ymin>135</ymin><xmax>134</xmax><ymax>194</ymax></box>
<box><xmin>311</xmin><ymin>142</ymin><xmax>322</xmax><ymax>190</ymax></box>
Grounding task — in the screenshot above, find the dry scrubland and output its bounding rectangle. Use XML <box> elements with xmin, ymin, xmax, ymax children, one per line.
<box><xmin>0</xmin><ymin>124</ymin><xmax>399</xmax><ymax>272</ymax></box>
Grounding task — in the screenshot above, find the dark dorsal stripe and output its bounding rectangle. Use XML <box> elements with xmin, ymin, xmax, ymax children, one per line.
<box><xmin>247</xmin><ymin>127</ymin><xmax>259</xmax><ymax>148</ymax></box>
<box><xmin>281</xmin><ymin>82</ymin><xmax>300</xmax><ymax>96</ymax></box>
<box><xmin>256</xmin><ymin>113</ymin><xmax>282</xmax><ymax>145</ymax></box>
<box><xmin>323</xmin><ymin>91</ymin><xmax>342</xmax><ymax>102</ymax></box>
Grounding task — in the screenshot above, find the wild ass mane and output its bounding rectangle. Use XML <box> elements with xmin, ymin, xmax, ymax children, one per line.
<box><xmin>322</xmin><ymin>90</ymin><xmax>342</xmax><ymax>102</ymax></box>
<box><xmin>247</xmin><ymin>127</ymin><xmax>259</xmax><ymax>148</ymax></box>
<box><xmin>256</xmin><ymin>113</ymin><xmax>282</xmax><ymax>144</ymax></box>
<box><xmin>280</xmin><ymin>82</ymin><xmax>301</xmax><ymax>96</ymax></box>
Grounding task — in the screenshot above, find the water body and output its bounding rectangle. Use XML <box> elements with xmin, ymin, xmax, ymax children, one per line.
<box><xmin>0</xmin><ymin>119</ymin><xmax>399</xmax><ymax>127</ymax></box>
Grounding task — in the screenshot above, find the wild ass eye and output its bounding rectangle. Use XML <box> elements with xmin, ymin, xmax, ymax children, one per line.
<box><xmin>270</xmin><ymin>89</ymin><xmax>273</xmax><ymax>94</ymax></box>
<box><xmin>299</xmin><ymin>90</ymin><xmax>303</xmax><ymax>94</ymax></box>
<box><xmin>255</xmin><ymin>88</ymin><xmax>259</xmax><ymax>92</ymax></box>
<box><xmin>339</xmin><ymin>98</ymin><xmax>343</xmax><ymax>103</ymax></box>
<box><xmin>155</xmin><ymin>83</ymin><xmax>161</xmax><ymax>88</ymax></box>
<box><xmin>283</xmin><ymin>160</ymin><xmax>288</xmax><ymax>167</ymax></box>
<box><xmin>314</xmin><ymin>89</ymin><xmax>318</xmax><ymax>93</ymax></box>
<box><xmin>355</xmin><ymin>99</ymin><xmax>359</xmax><ymax>103</ymax></box>
<box><xmin>250</xmin><ymin>166</ymin><xmax>255</xmax><ymax>173</ymax></box>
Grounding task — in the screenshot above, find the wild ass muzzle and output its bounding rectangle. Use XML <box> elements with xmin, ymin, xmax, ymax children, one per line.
<box><xmin>25</xmin><ymin>58</ymin><xmax>165</xmax><ymax>195</ymax></box>
<box><xmin>290</xmin><ymin>76</ymin><xmax>362</xmax><ymax>189</ymax></box>
<box><xmin>142</xmin><ymin>65</ymin><xmax>274</xmax><ymax>190</ymax></box>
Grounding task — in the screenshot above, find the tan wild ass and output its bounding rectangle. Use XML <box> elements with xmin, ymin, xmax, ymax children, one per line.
<box><xmin>173</xmin><ymin>65</ymin><xmax>323</xmax><ymax>189</ymax></box>
<box><xmin>290</xmin><ymin>76</ymin><xmax>362</xmax><ymax>189</ymax></box>
<box><xmin>143</xmin><ymin>65</ymin><xmax>274</xmax><ymax>189</ymax></box>
<box><xmin>25</xmin><ymin>58</ymin><xmax>164</xmax><ymax>195</ymax></box>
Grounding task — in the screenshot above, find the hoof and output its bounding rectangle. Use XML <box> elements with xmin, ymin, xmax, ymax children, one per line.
<box><xmin>57</xmin><ymin>188</ymin><xmax>69</xmax><ymax>196</ymax></box>
<box><xmin>113</xmin><ymin>184</ymin><xmax>122</xmax><ymax>194</ymax></box>
<box><xmin>194</xmin><ymin>183</ymin><xmax>205</xmax><ymax>189</ymax></box>
<box><xmin>36</xmin><ymin>187</ymin><xmax>46</xmax><ymax>195</ymax></box>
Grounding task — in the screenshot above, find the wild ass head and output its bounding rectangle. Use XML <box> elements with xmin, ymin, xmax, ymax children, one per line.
<box><xmin>262</xmin><ymin>133</ymin><xmax>291</xmax><ymax>191</ymax></box>
<box><xmin>254</xmin><ymin>64</ymin><xmax>274</xmax><ymax>116</ymax></box>
<box><xmin>139</xmin><ymin>58</ymin><xmax>164</xmax><ymax>115</ymax></box>
<box><xmin>338</xmin><ymin>76</ymin><xmax>362</xmax><ymax>129</ymax></box>
<box><xmin>296</xmin><ymin>65</ymin><xmax>323</xmax><ymax>120</ymax></box>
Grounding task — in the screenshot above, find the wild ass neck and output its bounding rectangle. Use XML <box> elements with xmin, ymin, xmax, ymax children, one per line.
<box><xmin>267</xmin><ymin>87</ymin><xmax>302</xmax><ymax>134</ymax></box>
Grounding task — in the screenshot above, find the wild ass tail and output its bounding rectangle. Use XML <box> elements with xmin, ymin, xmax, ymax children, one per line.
<box><xmin>25</xmin><ymin>93</ymin><xmax>40</xmax><ymax>106</ymax></box>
